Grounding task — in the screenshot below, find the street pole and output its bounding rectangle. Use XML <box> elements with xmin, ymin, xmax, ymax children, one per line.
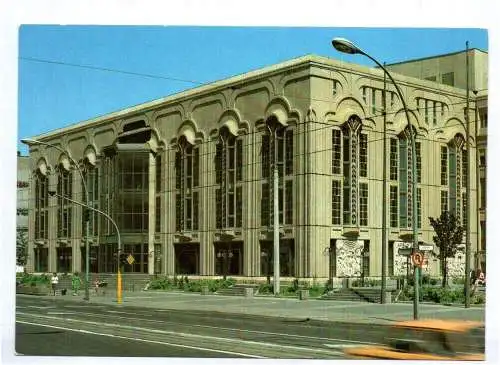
<box><xmin>21</xmin><ymin>138</ymin><xmax>91</xmax><ymax>302</ymax></box>
<box><xmin>381</xmin><ymin>62</ymin><xmax>388</xmax><ymax>304</ymax></box>
<box><xmin>273</xmin><ymin>129</ymin><xmax>280</xmax><ymax>296</ymax></box>
<box><xmin>51</xmin><ymin>192</ymin><xmax>123</xmax><ymax>304</ymax></box>
<box><xmin>332</xmin><ymin>38</ymin><xmax>420</xmax><ymax>319</ymax></box>
<box><xmin>465</xmin><ymin>41</ymin><xmax>472</xmax><ymax>308</ymax></box>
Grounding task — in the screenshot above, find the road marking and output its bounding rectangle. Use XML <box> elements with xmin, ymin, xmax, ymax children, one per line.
<box><xmin>47</xmin><ymin>312</ymin><xmax>78</xmax><ymax>315</ymax></box>
<box><xmin>16</xmin><ymin>320</ymin><xmax>265</xmax><ymax>358</ymax></box>
<box><xmin>36</xmin><ymin>309</ymin><xmax>382</xmax><ymax>345</ymax></box>
<box><xmin>17</xmin><ymin>311</ymin><xmax>368</xmax><ymax>354</ymax></box>
<box><xmin>324</xmin><ymin>343</ymin><xmax>365</xmax><ymax>349</ymax></box>
<box><xmin>27</xmin><ymin>306</ymin><xmax>54</xmax><ymax>309</ymax></box>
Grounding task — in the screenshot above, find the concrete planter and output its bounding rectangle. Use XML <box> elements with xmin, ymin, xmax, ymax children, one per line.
<box><xmin>16</xmin><ymin>284</ymin><xmax>51</xmax><ymax>296</ymax></box>
<box><xmin>298</xmin><ymin>289</ymin><xmax>309</xmax><ymax>300</ymax></box>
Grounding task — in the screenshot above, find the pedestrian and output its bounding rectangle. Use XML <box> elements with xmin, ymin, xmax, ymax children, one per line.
<box><xmin>71</xmin><ymin>272</ymin><xmax>82</xmax><ymax>296</ymax></box>
<box><xmin>51</xmin><ymin>272</ymin><xmax>59</xmax><ymax>296</ymax></box>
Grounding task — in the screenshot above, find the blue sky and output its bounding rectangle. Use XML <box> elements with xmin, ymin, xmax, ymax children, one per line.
<box><xmin>18</xmin><ymin>26</ymin><xmax>488</xmax><ymax>154</ymax></box>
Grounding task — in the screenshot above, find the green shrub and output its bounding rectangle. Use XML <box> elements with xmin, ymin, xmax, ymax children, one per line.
<box><xmin>18</xmin><ymin>273</ymin><xmax>50</xmax><ymax>286</ymax></box>
<box><xmin>258</xmin><ymin>283</ymin><xmax>273</xmax><ymax>294</ymax></box>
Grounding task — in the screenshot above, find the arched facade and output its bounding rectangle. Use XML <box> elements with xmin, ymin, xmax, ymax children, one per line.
<box><xmin>24</xmin><ymin>55</ymin><xmax>477</xmax><ymax>282</ymax></box>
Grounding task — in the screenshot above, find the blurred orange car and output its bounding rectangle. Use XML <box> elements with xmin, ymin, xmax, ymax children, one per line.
<box><xmin>344</xmin><ymin>319</ymin><xmax>485</xmax><ymax>360</ymax></box>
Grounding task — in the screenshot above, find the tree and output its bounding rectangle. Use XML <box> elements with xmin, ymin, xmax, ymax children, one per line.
<box><xmin>429</xmin><ymin>211</ymin><xmax>465</xmax><ymax>288</ymax></box>
<box><xmin>16</xmin><ymin>229</ymin><xmax>28</xmax><ymax>266</ymax></box>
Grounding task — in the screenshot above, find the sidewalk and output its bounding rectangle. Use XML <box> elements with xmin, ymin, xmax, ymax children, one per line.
<box><xmin>20</xmin><ymin>290</ymin><xmax>485</xmax><ymax>326</ymax></box>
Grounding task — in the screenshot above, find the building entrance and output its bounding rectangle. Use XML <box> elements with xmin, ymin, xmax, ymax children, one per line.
<box><xmin>214</xmin><ymin>241</ymin><xmax>243</xmax><ymax>276</ymax></box>
<box><xmin>174</xmin><ymin>243</ymin><xmax>200</xmax><ymax>275</ymax></box>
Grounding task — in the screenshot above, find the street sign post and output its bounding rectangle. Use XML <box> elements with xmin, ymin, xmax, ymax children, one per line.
<box><xmin>419</xmin><ymin>244</ymin><xmax>434</xmax><ymax>252</ymax></box>
<box><xmin>398</xmin><ymin>248</ymin><xmax>413</xmax><ymax>256</ymax></box>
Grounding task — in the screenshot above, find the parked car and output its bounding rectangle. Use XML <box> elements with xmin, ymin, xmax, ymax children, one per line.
<box><xmin>344</xmin><ymin>319</ymin><xmax>484</xmax><ymax>360</ymax></box>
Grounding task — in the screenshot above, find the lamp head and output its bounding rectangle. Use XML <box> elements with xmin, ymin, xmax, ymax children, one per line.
<box><xmin>21</xmin><ymin>138</ymin><xmax>38</xmax><ymax>146</ymax></box>
<box><xmin>331</xmin><ymin>38</ymin><xmax>362</xmax><ymax>55</ymax></box>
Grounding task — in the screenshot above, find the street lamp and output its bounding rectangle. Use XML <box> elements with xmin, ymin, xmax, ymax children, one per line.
<box><xmin>261</xmin><ymin>250</ymin><xmax>272</xmax><ymax>284</ymax></box>
<box><xmin>323</xmin><ymin>246</ymin><xmax>334</xmax><ymax>290</ymax></box>
<box><xmin>48</xmin><ymin>191</ymin><xmax>123</xmax><ymax>304</ymax></box>
<box><xmin>217</xmin><ymin>249</ymin><xmax>233</xmax><ymax>281</ymax></box>
<box><xmin>332</xmin><ymin>38</ymin><xmax>420</xmax><ymax>319</ymax></box>
<box><xmin>21</xmin><ymin>138</ymin><xmax>92</xmax><ymax>302</ymax></box>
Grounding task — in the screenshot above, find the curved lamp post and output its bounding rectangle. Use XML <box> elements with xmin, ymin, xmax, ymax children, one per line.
<box><xmin>49</xmin><ymin>191</ymin><xmax>123</xmax><ymax>304</ymax></box>
<box><xmin>21</xmin><ymin>138</ymin><xmax>91</xmax><ymax>302</ymax></box>
<box><xmin>331</xmin><ymin>38</ymin><xmax>420</xmax><ymax>319</ymax></box>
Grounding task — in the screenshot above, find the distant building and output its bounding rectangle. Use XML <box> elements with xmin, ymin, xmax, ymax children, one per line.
<box><xmin>386</xmin><ymin>48</ymin><xmax>488</xmax><ymax>273</ymax></box>
<box><xmin>17</xmin><ymin>152</ymin><xmax>30</xmax><ymax>231</ymax></box>
<box><xmin>23</xmin><ymin>54</ymin><xmax>479</xmax><ymax>280</ymax></box>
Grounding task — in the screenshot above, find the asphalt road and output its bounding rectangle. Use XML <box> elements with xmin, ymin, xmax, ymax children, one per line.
<box><xmin>15</xmin><ymin>295</ymin><xmax>484</xmax><ymax>358</ymax></box>
<box><xmin>15</xmin><ymin>296</ymin><xmax>392</xmax><ymax>358</ymax></box>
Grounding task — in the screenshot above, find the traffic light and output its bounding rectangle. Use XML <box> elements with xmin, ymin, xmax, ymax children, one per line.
<box><xmin>119</xmin><ymin>252</ymin><xmax>128</xmax><ymax>266</ymax></box>
<box><xmin>83</xmin><ymin>208</ymin><xmax>90</xmax><ymax>222</ymax></box>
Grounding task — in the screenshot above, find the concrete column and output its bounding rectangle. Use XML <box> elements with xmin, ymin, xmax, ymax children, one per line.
<box><xmin>148</xmin><ymin>152</ymin><xmax>156</xmax><ymax>275</ymax></box>
<box><xmin>199</xmin><ymin>140</ymin><xmax>210</xmax><ymax>275</ymax></box>
<box><xmin>48</xmin><ymin>173</ymin><xmax>58</xmax><ymax>272</ymax></box>
<box><xmin>27</xmin><ymin>171</ymin><xmax>36</xmax><ymax>273</ymax></box>
<box><xmin>72</xmin><ymin>169</ymin><xmax>82</xmax><ymax>273</ymax></box>
<box><xmin>165</xmin><ymin>148</ymin><xmax>176</xmax><ymax>276</ymax></box>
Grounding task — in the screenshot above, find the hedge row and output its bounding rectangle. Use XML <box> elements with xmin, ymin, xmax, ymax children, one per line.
<box><xmin>398</xmin><ymin>286</ymin><xmax>485</xmax><ymax>305</ymax></box>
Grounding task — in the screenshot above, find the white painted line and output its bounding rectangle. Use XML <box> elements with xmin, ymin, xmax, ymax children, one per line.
<box><xmin>47</xmin><ymin>312</ymin><xmax>78</xmax><ymax>315</ymax></box>
<box><xmin>68</xmin><ymin>309</ymin><xmax>381</xmax><ymax>344</ymax></box>
<box><xmin>27</xmin><ymin>306</ymin><xmax>54</xmax><ymax>309</ymax></box>
<box><xmin>16</xmin><ymin>320</ymin><xmax>265</xmax><ymax>358</ymax></box>
<box><xmin>106</xmin><ymin>310</ymin><xmax>132</xmax><ymax>314</ymax></box>
<box><xmin>324</xmin><ymin>343</ymin><xmax>366</xmax><ymax>349</ymax></box>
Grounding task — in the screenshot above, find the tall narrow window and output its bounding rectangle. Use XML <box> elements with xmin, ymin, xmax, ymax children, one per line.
<box><xmin>83</xmin><ymin>163</ymin><xmax>99</xmax><ymax>237</ymax></box>
<box><xmin>332</xmin><ymin>180</ymin><xmax>341</xmax><ymax>225</ymax></box>
<box><xmin>441</xmin><ymin>191</ymin><xmax>448</xmax><ymax>214</ymax></box>
<box><xmin>416</xmin><ymin>141</ymin><xmax>422</xmax><ymax>183</ymax></box>
<box><xmin>216</xmin><ymin>128</ymin><xmax>244</xmax><ymax>229</ymax></box>
<box><xmin>441</xmin><ymin>146</ymin><xmax>448</xmax><ymax>186</ymax></box>
<box><xmin>399</xmin><ymin>138</ymin><xmax>408</xmax><ymax>228</ymax></box>
<box><xmin>175</xmin><ymin>137</ymin><xmax>200</xmax><ymax>232</ymax></box>
<box><xmin>34</xmin><ymin>172</ymin><xmax>49</xmax><ymax>240</ymax></box>
<box><xmin>359</xmin><ymin>183</ymin><xmax>368</xmax><ymax>226</ymax></box>
<box><xmin>417</xmin><ymin>188</ymin><xmax>422</xmax><ymax>229</ymax></box>
<box><xmin>261</xmin><ymin>183</ymin><xmax>269</xmax><ymax>226</ymax></box>
<box><xmin>332</xmin><ymin>129</ymin><xmax>341</xmax><ymax>174</ymax></box>
<box><xmin>359</xmin><ymin>133</ymin><xmax>368</xmax><ymax>177</ymax></box>
<box><xmin>285</xmin><ymin>180</ymin><xmax>293</xmax><ymax>225</ymax></box>
<box><xmin>371</xmin><ymin>88</ymin><xmax>376</xmax><ymax>115</ymax></box>
<box><xmin>341</xmin><ymin>116</ymin><xmax>362</xmax><ymax>226</ymax></box>
<box><xmin>57</xmin><ymin>167</ymin><xmax>73</xmax><ymax>238</ymax></box>
<box><xmin>390</xmin><ymin>186</ymin><xmax>398</xmax><ymax>228</ymax></box>
<box><xmin>390</xmin><ymin>138</ymin><xmax>398</xmax><ymax>181</ymax></box>
<box><xmin>261</xmin><ymin>120</ymin><xmax>294</xmax><ymax>227</ymax></box>
<box><xmin>155</xmin><ymin>153</ymin><xmax>162</xmax><ymax>233</ymax></box>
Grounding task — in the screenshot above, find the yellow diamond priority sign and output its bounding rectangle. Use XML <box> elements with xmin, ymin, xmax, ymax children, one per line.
<box><xmin>126</xmin><ymin>254</ymin><xmax>135</xmax><ymax>265</ymax></box>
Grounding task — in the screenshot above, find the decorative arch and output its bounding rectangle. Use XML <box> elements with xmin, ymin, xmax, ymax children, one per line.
<box><xmin>437</xmin><ymin>117</ymin><xmax>467</xmax><ymax>142</ymax></box>
<box><xmin>35</xmin><ymin>157</ymin><xmax>50</xmax><ymax>176</ymax></box>
<box><xmin>175</xmin><ymin>119</ymin><xmax>205</xmax><ymax>145</ymax></box>
<box><xmin>57</xmin><ymin>153</ymin><xmax>72</xmax><ymax>172</ymax></box>
<box><xmin>217</xmin><ymin>109</ymin><xmax>249</xmax><ymax>137</ymax></box>
<box><xmin>390</xmin><ymin>108</ymin><xmax>423</xmax><ymax>136</ymax></box>
<box><xmin>333</xmin><ymin>97</ymin><xmax>367</xmax><ymax>126</ymax></box>
<box><xmin>82</xmin><ymin>144</ymin><xmax>98</xmax><ymax>166</ymax></box>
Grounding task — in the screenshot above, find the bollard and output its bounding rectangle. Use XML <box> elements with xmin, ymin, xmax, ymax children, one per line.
<box><xmin>383</xmin><ymin>290</ymin><xmax>392</xmax><ymax>304</ymax></box>
<box><xmin>244</xmin><ymin>287</ymin><xmax>254</xmax><ymax>298</ymax></box>
<box><xmin>299</xmin><ymin>289</ymin><xmax>309</xmax><ymax>300</ymax></box>
<box><xmin>201</xmin><ymin>286</ymin><xmax>210</xmax><ymax>296</ymax></box>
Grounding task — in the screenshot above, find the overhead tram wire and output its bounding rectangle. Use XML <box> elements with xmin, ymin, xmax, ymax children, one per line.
<box><xmin>21</xmin><ymin>55</ymin><xmax>478</xmax><ymax>131</ymax></box>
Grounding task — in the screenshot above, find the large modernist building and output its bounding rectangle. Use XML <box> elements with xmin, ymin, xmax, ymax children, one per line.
<box><xmin>24</xmin><ymin>54</ymin><xmax>480</xmax><ymax>280</ymax></box>
<box><xmin>385</xmin><ymin>48</ymin><xmax>488</xmax><ymax>273</ymax></box>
